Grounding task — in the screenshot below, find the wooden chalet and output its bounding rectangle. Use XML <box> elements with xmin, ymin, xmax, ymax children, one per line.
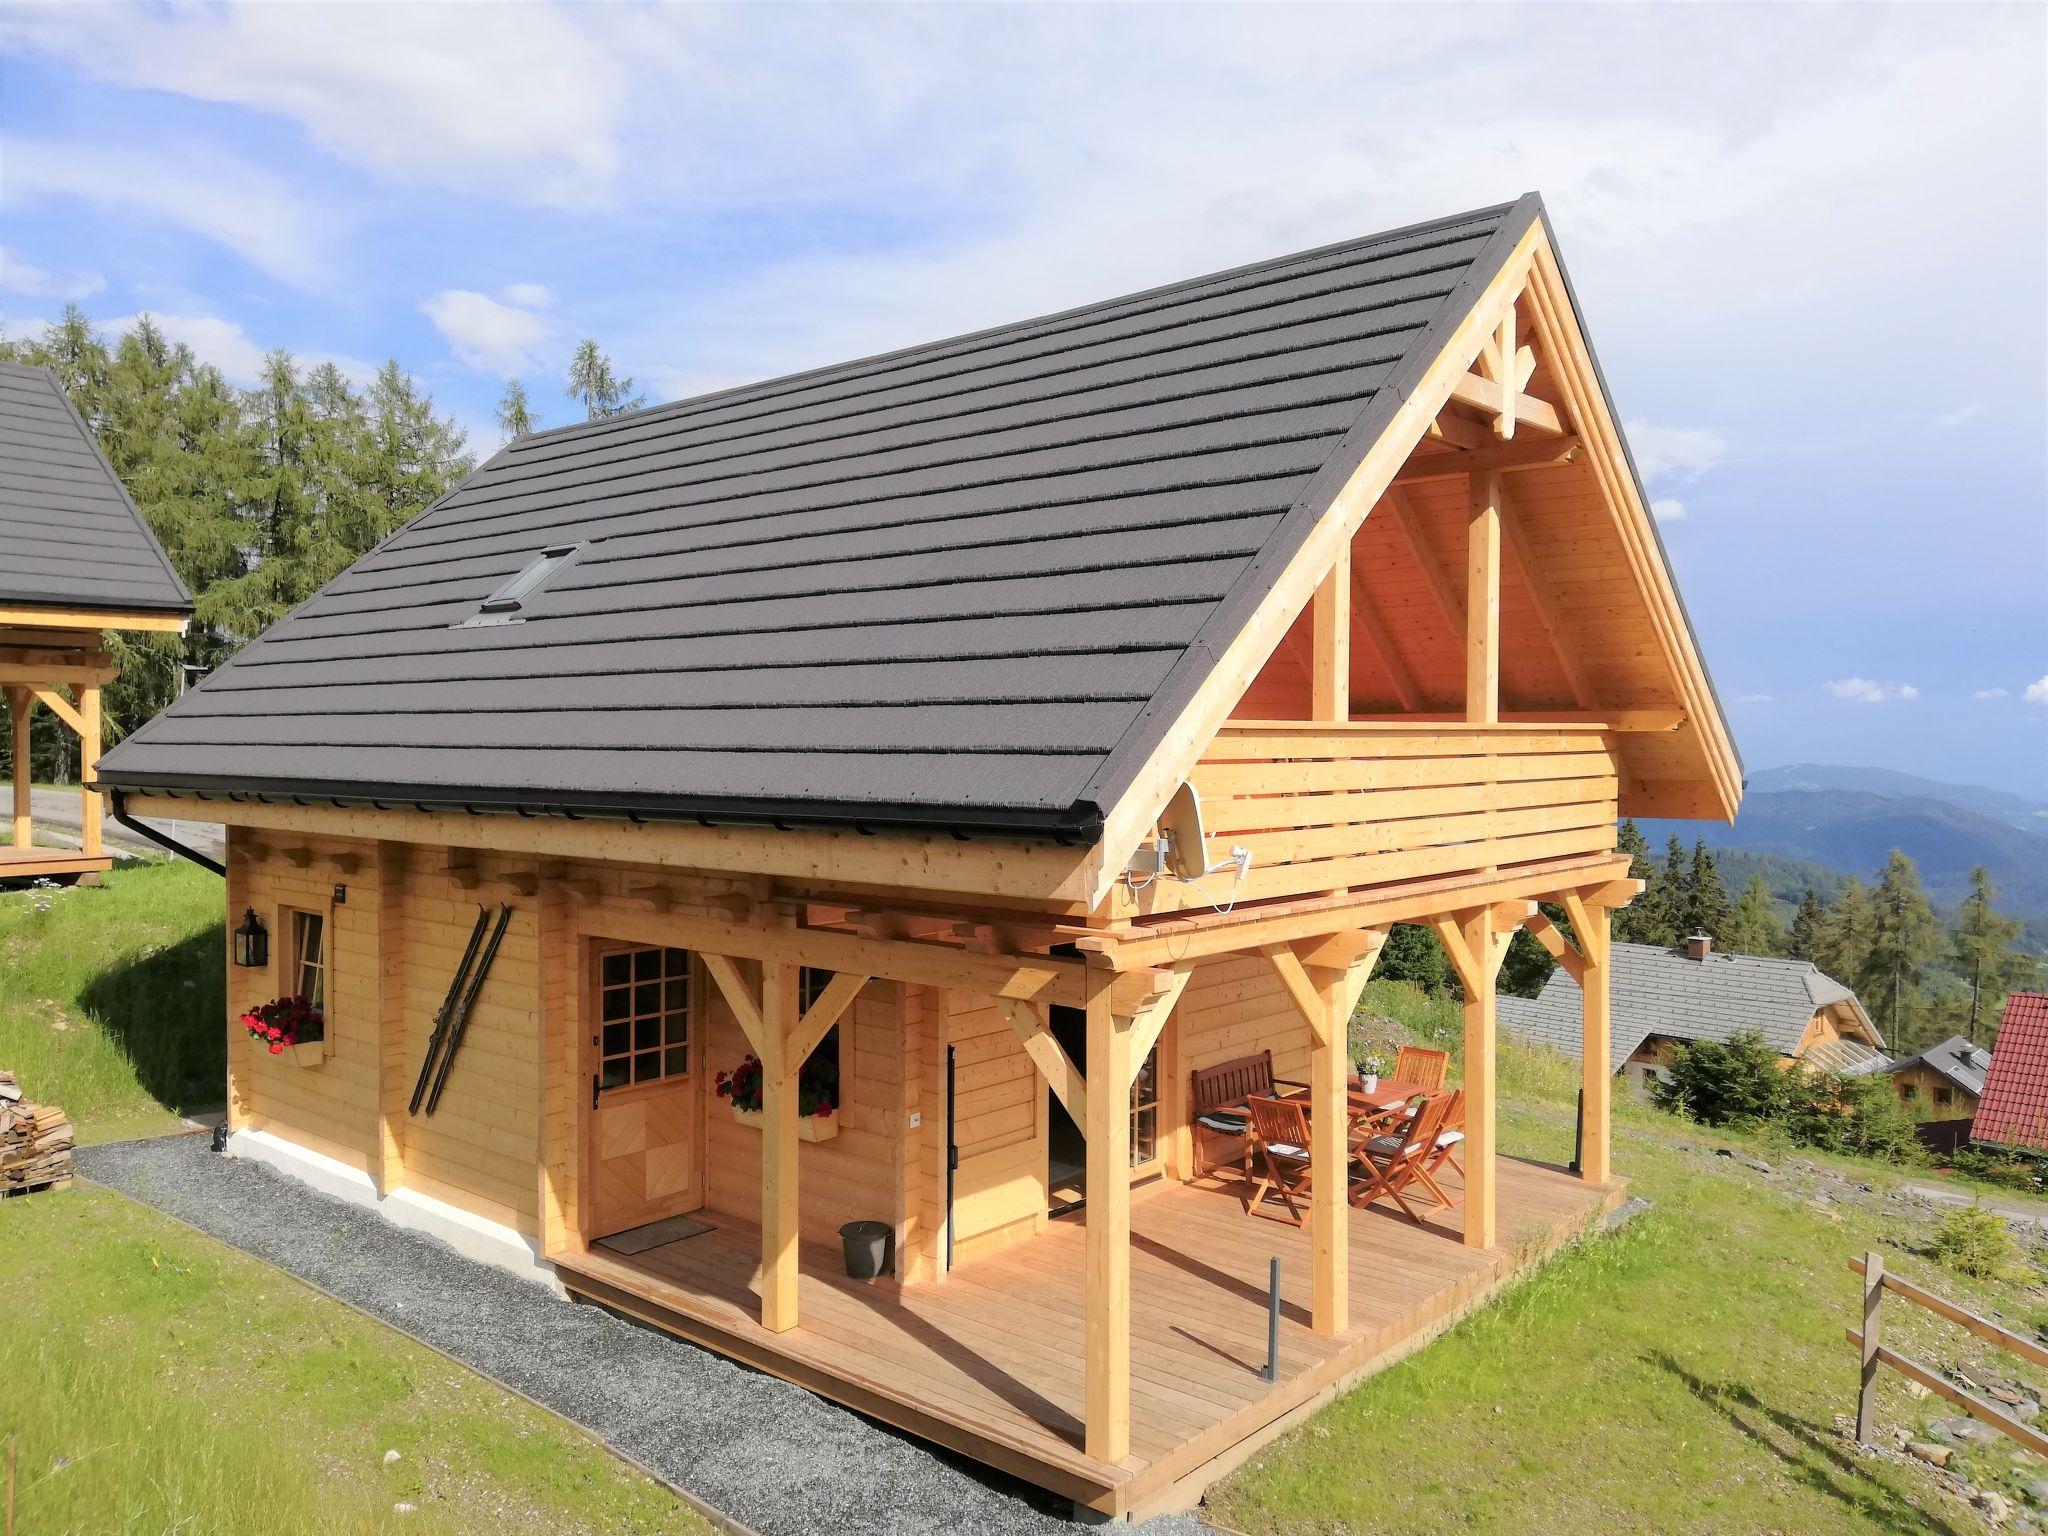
<box><xmin>1</xmin><ymin>362</ymin><xmax>194</xmax><ymax>882</ymax></box>
<box><xmin>98</xmin><ymin>195</ymin><xmax>1741</xmax><ymax>1519</ymax></box>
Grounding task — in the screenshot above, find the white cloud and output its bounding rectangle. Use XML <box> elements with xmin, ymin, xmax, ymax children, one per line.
<box><xmin>7</xmin><ymin>3</ymin><xmax>625</xmax><ymax>206</ymax></box>
<box><xmin>1973</xmin><ymin>688</ymin><xmax>2010</xmax><ymax>701</ymax></box>
<box><xmin>1650</xmin><ymin>498</ymin><xmax>1687</xmax><ymax>523</ymax></box>
<box><xmin>1733</xmin><ymin>692</ymin><xmax>1773</xmax><ymax>704</ymax></box>
<box><xmin>1626</xmin><ymin>422</ymin><xmax>1728</xmax><ymax>484</ymax></box>
<box><xmin>2025</xmin><ymin>675</ymin><xmax>2048</xmax><ymax>707</ymax></box>
<box><xmin>1932</xmin><ymin>403</ymin><xmax>1983</xmax><ymax>432</ymax></box>
<box><xmin>421</xmin><ymin>290</ymin><xmax>549</xmax><ymax>376</ymax></box>
<box><xmin>97</xmin><ymin>311</ymin><xmax>375</xmax><ymax>391</ymax></box>
<box><xmin>502</xmin><ymin>283</ymin><xmax>552</xmax><ymax>309</ymax></box>
<box><xmin>2</xmin><ymin>139</ymin><xmax>323</xmax><ymax>286</ymax></box>
<box><xmin>0</xmin><ymin>246</ymin><xmax>104</xmax><ymax>300</ymax></box>
<box><xmin>1825</xmin><ymin>678</ymin><xmax>1919</xmax><ymax>704</ymax></box>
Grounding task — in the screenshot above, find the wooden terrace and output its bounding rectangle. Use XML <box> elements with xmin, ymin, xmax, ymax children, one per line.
<box><xmin>554</xmin><ymin>1156</ymin><xmax>1620</xmax><ymax>1520</ymax></box>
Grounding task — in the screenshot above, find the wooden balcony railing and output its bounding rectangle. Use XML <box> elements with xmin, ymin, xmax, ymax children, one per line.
<box><xmin>1168</xmin><ymin>721</ymin><xmax>1620</xmax><ymax>911</ymax></box>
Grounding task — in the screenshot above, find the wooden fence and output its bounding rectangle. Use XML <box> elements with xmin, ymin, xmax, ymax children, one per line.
<box><xmin>1845</xmin><ymin>1249</ymin><xmax>2048</xmax><ymax>1457</ymax></box>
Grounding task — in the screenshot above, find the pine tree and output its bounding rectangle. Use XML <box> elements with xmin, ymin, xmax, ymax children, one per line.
<box><xmin>1376</xmin><ymin>923</ymin><xmax>1448</xmax><ymax>994</ymax></box>
<box><xmin>1636</xmin><ymin>836</ymin><xmax>1690</xmax><ymax>949</ymax></box>
<box><xmin>1862</xmin><ymin>851</ymin><xmax>1941</xmax><ymax>1047</ymax></box>
<box><xmin>1684</xmin><ymin>839</ymin><xmax>1732</xmax><ymax>941</ymax></box>
<box><xmin>566</xmin><ymin>340</ymin><xmax>645</xmax><ymax>421</ymax></box>
<box><xmin>1952</xmin><ymin>866</ymin><xmax>2042</xmax><ymax>1044</ymax></box>
<box><xmin>1722</xmin><ymin>874</ymin><xmax>1786</xmax><ymax>956</ymax></box>
<box><xmin>1787</xmin><ymin>888</ymin><xmax>1826</xmax><ymax>961</ymax></box>
<box><xmin>496</xmin><ymin>378</ymin><xmax>538</xmax><ymax>440</ymax></box>
<box><xmin>365</xmin><ymin>359</ymin><xmax>471</xmax><ymax>535</ymax></box>
<box><xmin>1613</xmin><ymin>820</ymin><xmax>1663</xmax><ymax>944</ymax></box>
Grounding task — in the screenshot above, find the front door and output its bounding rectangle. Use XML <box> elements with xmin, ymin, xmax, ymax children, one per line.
<box><xmin>1044</xmin><ymin>1003</ymin><xmax>1167</xmax><ymax>1216</ymax></box>
<box><xmin>587</xmin><ymin>941</ymin><xmax>700</xmax><ymax>1239</ymax></box>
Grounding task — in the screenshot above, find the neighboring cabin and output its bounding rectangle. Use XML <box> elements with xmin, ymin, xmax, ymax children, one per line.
<box><xmin>96</xmin><ymin>195</ymin><xmax>1742</xmax><ymax>1520</ymax></box>
<box><xmin>1878</xmin><ymin>1034</ymin><xmax>1987</xmax><ymax>1124</ymax></box>
<box><xmin>0</xmin><ymin>362</ymin><xmax>194</xmax><ymax>882</ymax></box>
<box><xmin>1499</xmin><ymin>933</ymin><xmax>1884</xmax><ymax>1096</ymax></box>
<box><xmin>1971</xmin><ymin>992</ymin><xmax>2048</xmax><ymax>1153</ymax></box>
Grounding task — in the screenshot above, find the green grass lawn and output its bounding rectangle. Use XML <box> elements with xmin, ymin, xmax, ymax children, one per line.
<box><xmin>0</xmin><ymin>858</ymin><xmax>226</xmax><ymax>1142</ymax></box>
<box><xmin>0</xmin><ymin>1186</ymin><xmax>713</xmax><ymax>1536</ymax></box>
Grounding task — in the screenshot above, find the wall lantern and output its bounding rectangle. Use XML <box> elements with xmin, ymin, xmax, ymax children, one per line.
<box><xmin>233</xmin><ymin>908</ymin><xmax>269</xmax><ymax>969</ymax></box>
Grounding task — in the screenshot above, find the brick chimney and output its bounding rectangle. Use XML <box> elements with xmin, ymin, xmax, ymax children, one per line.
<box><xmin>1687</xmin><ymin>933</ymin><xmax>1713</xmax><ymax>961</ymax></box>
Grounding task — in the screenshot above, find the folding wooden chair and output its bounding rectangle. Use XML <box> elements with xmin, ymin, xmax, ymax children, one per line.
<box><xmin>1349</xmin><ymin>1091</ymin><xmax>1455</xmax><ymax>1223</ymax></box>
<box><xmin>1392</xmin><ymin>1045</ymin><xmax>1450</xmax><ymax>1093</ymax></box>
<box><xmin>1423</xmin><ymin>1087</ymin><xmax>1466</xmax><ymax>1187</ymax></box>
<box><xmin>1243</xmin><ymin>1094</ymin><xmax>1315</xmax><ymax>1226</ymax></box>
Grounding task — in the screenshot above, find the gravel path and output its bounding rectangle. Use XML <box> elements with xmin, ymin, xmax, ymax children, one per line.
<box><xmin>77</xmin><ymin>1134</ymin><xmax>1212</xmax><ymax>1536</ymax></box>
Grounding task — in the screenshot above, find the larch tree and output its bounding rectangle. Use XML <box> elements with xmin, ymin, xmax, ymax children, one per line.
<box><xmin>1818</xmin><ymin>877</ymin><xmax>1875</xmax><ymax>988</ymax></box>
<box><xmin>566</xmin><ymin>339</ymin><xmax>646</xmax><ymax>421</ymax></box>
<box><xmin>1860</xmin><ymin>850</ymin><xmax>1941</xmax><ymax>1046</ymax></box>
<box><xmin>496</xmin><ymin>378</ymin><xmax>538</xmax><ymax>440</ymax></box>
<box><xmin>1952</xmin><ymin>866</ymin><xmax>2041</xmax><ymax>1044</ymax></box>
<box><xmin>1724</xmin><ymin>874</ymin><xmax>1787</xmax><ymax>957</ymax></box>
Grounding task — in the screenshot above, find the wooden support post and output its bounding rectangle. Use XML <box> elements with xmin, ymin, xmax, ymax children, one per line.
<box><xmin>77</xmin><ymin>683</ymin><xmax>100</xmax><ymax>857</ymax></box>
<box><xmin>1083</xmin><ymin>963</ymin><xmax>1131</xmax><ymax>1465</ymax></box>
<box><xmin>1311</xmin><ymin>543</ymin><xmax>1350</xmax><ymax>722</ymax></box>
<box><xmin>1568</xmin><ymin>892</ymin><xmax>1613</xmax><ymax>1186</ymax></box>
<box><xmin>1433</xmin><ymin>907</ymin><xmax>1510</xmax><ymax>1249</ymax></box>
<box><xmin>761</xmin><ymin>959</ymin><xmax>802</xmax><ymax>1334</ymax></box>
<box><xmin>1308</xmin><ymin>959</ymin><xmax>1348</xmax><ymax>1334</ymax></box>
<box><xmin>1466</xmin><ymin>472</ymin><xmax>1501</xmax><ymax>725</ymax></box>
<box><xmin>1857</xmin><ymin>1249</ymin><xmax>1883</xmax><ymax>1445</ymax></box>
<box><xmin>374</xmin><ymin>842</ymin><xmax>409</xmax><ymax>1196</ymax></box>
<box><xmin>6</xmin><ymin>687</ymin><xmax>28</xmax><ymax>852</ymax></box>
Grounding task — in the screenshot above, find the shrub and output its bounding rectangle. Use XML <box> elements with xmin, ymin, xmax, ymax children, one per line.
<box><xmin>1930</xmin><ymin>1204</ymin><xmax>2017</xmax><ymax>1280</ymax></box>
<box><xmin>1948</xmin><ymin>1148</ymin><xmax>2043</xmax><ymax>1192</ymax></box>
<box><xmin>1653</xmin><ymin>1032</ymin><xmax>1787</xmax><ymax>1125</ymax></box>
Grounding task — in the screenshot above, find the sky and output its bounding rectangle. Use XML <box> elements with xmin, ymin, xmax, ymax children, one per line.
<box><xmin>1</xmin><ymin>1</ymin><xmax>2043</xmax><ymax>799</ymax></box>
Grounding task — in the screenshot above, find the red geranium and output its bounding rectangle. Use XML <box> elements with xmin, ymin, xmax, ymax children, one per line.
<box><xmin>715</xmin><ymin>1051</ymin><xmax>838</xmax><ymax>1118</ymax></box>
<box><xmin>242</xmin><ymin>995</ymin><xmax>323</xmax><ymax>1054</ymax></box>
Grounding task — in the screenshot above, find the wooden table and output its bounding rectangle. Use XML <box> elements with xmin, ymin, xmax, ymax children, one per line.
<box><xmin>1252</xmin><ymin>1077</ymin><xmax>1430</xmax><ymax>1133</ymax></box>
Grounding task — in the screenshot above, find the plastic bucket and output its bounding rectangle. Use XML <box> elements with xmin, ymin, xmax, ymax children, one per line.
<box><xmin>839</xmin><ymin>1220</ymin><xmax>892</xmax><ymax>1280</ymax></box>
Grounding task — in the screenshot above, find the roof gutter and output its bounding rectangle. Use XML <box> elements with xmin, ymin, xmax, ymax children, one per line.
<box><xmin>98</xmin><ymin>774</ymin><xmax>1105</xmax><ymax>848</ymax></box>
<box><xmin>108</xmin><ymin>787</ymin><xmax>226</xmax><ymax>877</ymax></box>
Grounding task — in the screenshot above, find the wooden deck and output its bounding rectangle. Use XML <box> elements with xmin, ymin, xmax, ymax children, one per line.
<box><xmin>0</xmin><ymin>845</ymin><xmax>111</xmax><ymax>882</ymax></box>
<box><xmin>553</xmin><ymin>1156</ymin><xmax>1621</xmax><ymax>1519</ymax></box>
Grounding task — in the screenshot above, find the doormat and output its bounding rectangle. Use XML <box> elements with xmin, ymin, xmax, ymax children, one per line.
<box><xmin>596</xmin><ymin>1213</ymin><xmax>715</xmax><ymax>1255</ymax></box>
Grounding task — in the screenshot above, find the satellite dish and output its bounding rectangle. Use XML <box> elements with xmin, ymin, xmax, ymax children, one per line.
<box><xmin>1158</xmin><ymin>782</ymin><xmax>1209</xmax><ymax>879</ymax></box>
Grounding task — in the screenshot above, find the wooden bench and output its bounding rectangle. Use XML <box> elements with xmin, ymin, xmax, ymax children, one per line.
<box><xmin>1189</xmin><ymin>1051</ymin><xmax>1307</xmax><ymax>1180</ymax></box>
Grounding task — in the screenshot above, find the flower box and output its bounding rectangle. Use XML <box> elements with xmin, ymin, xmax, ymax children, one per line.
<box><xmin>730</xmin><ymin>1104</ymin><xmax>839</xmax><ymax>1142</ymax></box>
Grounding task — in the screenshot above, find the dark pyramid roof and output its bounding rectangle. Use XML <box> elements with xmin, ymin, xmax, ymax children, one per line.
<box><xmin>100</xmin><ymin>198</ymin><xmax>1538</xmax><ymax>835</ymax></box>
<box><xmin>0</xmin><ymin>363</ymin><xmax>193</xmax><ymax>614</ymax></box>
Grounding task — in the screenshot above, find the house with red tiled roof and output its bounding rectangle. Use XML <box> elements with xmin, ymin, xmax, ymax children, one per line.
<box><xmin>1969</xmin><ymin>993</ymin><xmax>2048</xmax><ymax>1152</ymax></box>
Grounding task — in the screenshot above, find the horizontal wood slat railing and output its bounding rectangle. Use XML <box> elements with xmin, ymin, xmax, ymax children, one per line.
<box><xmin>1175</xmin><ymin>722</ymin><xmax>1619</xmax><ymax>910</ymax></box>
<box><xmin>1846</xmin><ymin>1250</ymin><xmax>2048</xmax><ymax>1458</ymax></box>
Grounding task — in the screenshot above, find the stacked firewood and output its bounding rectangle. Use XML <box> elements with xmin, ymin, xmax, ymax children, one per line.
<box><xmin>0</xmin><ymin>1072</ymin><xmax>73</xmax><ymax>1195</ymax></box>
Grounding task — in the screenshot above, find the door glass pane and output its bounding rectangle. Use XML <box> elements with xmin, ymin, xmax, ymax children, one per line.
<box><xmin>1129</xmin><ymin>1044</ymin><xmax>1159</xmax><ymax>1166</ymax></box>
<box><xmin>595</xmin><ymin>946</ymin><xmax>693</xmax><ymax>1092</ymax></box>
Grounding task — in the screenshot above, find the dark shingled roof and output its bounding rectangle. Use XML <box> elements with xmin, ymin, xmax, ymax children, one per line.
<box><xmin>0</xmin><ymin>363</ymin><xmax>192</xmax><ymax>615</ymax></box>
<box><xmin>100</xmin><ymin>198</ymin><xmax>1539</xmax><ymax>834</ymax></box>
<box><xmin>1499</xmin><ymin>941</ymin><xmax>1882</xmax><ymax>1071</ymax></box>
<box><xmin>1883</xmin><ymin>1034</ymin><xmax>1989</xmax><ymax>1098</ymax></box>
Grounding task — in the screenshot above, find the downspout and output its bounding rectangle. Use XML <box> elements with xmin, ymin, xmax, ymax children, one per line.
<box><xmin>108</xmin><ymin>786</ymin><xmax>226</xmax><ymax>877</ymax></box>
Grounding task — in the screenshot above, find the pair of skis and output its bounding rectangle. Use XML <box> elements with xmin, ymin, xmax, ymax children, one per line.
<box><xmin>409</xmin><ymin>902</ymin><xmax>513</xmax><ymax>1118</ymax></box>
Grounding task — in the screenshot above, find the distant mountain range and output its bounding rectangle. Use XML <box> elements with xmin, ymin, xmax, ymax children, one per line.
<box><xmin>1637</xmin><ymin>764</ymin><xmax>2048</xmax><ymax>951</ymax></box>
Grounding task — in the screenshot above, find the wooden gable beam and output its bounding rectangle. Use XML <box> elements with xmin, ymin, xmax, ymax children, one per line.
<box><xmin>1499</xmin><ymin>486</ymin><xmax>1598</xmax><ymax>710</ymax></box>
<box><xmin>1450</xmin><ymin>372</ymin><xmax>1564</xmax><ymax>436</ymax></box>
<box><xmin>1385</xmin><ymin>487</ymin><xmax>1466</xmax><ymax>636</ymax></box>
<box><xmin>1348</xmin><ymin>563</ymin><xmax>1423</xmax><ymax>712</ymax></box>
<box><xmin>27</xmin><ymin>685</ymin><xmax>84</xmax><ymax>737</ymax></box>
<box><xmin>1391</xmin><ymin>434</ymin><xmax>1581</xmax><ymax>483</ymax></box>
<box><xmin>1261</xmin><ymin>941</ymin><xmax>1331</xmax><ymax>1046</ymax></box>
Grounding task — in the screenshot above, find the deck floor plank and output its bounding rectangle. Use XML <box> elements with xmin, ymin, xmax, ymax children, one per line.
<box><xmin>554</xmin><ymin>1154</ymin><xmax>1617</xmax><ymax>1515</ymax></box>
